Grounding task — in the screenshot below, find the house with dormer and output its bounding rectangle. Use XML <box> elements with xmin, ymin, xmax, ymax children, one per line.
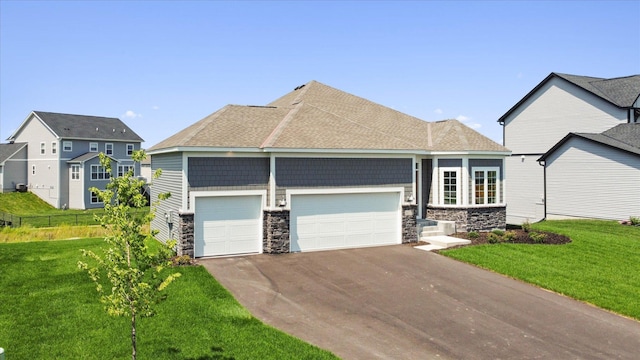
<box><xmin>6</xmin><ymin>111</ymin><xmax>144</xmax><ymax>209</ymax></box>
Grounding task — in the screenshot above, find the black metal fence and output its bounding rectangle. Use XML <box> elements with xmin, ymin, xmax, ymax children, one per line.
<box><xmin>0</xmin><ymin>210</ymin><xmax>148</xmax><ymax>228</ymax></box>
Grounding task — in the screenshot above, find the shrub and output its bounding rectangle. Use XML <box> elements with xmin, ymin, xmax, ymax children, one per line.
<box><xmin>468</xmin><ymin>231</ymin><xmax>480</xmax><ymax>239</ymax></box>
<box><xmin>171</xmin><ymin>255</ymin><xmax>194</xmax><ymax>266</ymax></box>
<box><xmin>487</xmin><ymin>233</ymin><xmax>501</xmax><ymax>244</ymax></box>
<box><xmin>529</xmin><ymin>232</ymin><xmax>547</xmax><ymax>244</ymax></box>
<box><xmin>630</xmin><ymin>216</ymin><xmax>640</xmax><ymax>226</ymax></box>
<box><xmin>503</xmin><ymin>231</ymin><xmax>517</xmax><ymax>242</ymax></box>
<box><xmin>491</xmin><ymin>229</ymin><xmax>505</xmax><ymax>236</ymax></box>
<box><xmin>522</xmin><ymin>220</ymin><xmax>532</xmax><ymax>233</ymax></box>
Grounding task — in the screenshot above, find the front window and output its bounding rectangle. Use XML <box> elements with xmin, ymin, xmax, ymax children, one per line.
<box><xmin>473</xmin><ymin>167</ymin><xmax>500</xmax><ymax>205</ymax></box>
<box><xmin>40</xmin><ymin>142</ymin><xmax>46</xmax><ymax>155</ymax></box>
<box><xmin>440</xmin><ymin>168</ymin><xmax>459</xmax><ymax>205</ymax></box>
<box><xmin>105</xmin><ymin>143</ymin><xmax>113</xmax><ymax>155</ymax></box>
<box><xmin>89</xmin><ymin>143</ymin><xmax>98</xmax><ymax>152</ymax></box>
<box><xmin>126</xmin><ymin>144</ymin><xmax>134</xmax><ymax>156</ymax></box>
<box><xmin>63</xmin><ymin>141</ymin><xmax>72</xmax><ymax>152</ymax></box>
<box><xmin>90</xmin><ymin>165</ymin><xmax>111</xmax><ymax>180</ymax></box>
<box><xmin>71</xmin><ymin>165</ymin><xmax>80</xmax><ymax>180</ymax></box>
<box><xmin>51</xmin><ymin>142</ymin><xmax>57</xmax><ymax>155</ymax></box>
<box><xmin>117</xmin><ymin>165</ymin><xmax>134</xmax><ymax>177</ymax></box>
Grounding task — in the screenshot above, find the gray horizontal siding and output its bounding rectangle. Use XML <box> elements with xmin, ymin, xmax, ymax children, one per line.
<box><xmin>545</xmin><ymin>137</ymin><xmax>640</xmax><ymax>220</ymax></box>
<box><xmin>150</xmin><ymin>153</ymin><xmax>183</xmax><ymax>242</ymax></box>
<box><xmin>275</xmin><ymin>157</ymin><xmax>412</xmax><ymax>199</ymax></box>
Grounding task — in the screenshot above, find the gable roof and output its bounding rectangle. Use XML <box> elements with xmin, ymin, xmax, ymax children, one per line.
<box><xmin>539</xmin><ymin>123</ymin><xmax>640</xmax><ymax>161</ymax></box>
<box><xmin>8</xmin><ymin>111</ymin><xmax>144</xmax><ymax>142</ymax></box>
<box><xmin>0</xmin><ymin>142</ymin><xmax>27</xmax><ymax>165</ymax></box>
<box><xmin>499</xmin><ymin>73</ymin><xmax>640</xmax><ymax>124</ymax></box>
<box><xmin>150</xmin><ymin>81</ymin><xmax>507</xmax><ymax>153</ymax></box>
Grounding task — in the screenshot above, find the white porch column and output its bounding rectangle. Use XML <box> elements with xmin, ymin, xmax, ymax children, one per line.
<box><xmin>462</xmin><ymin>158</ymin><xmax>469</xmax><ymax>205</ymax></box>
<box><xmin>269</xmin><ymin>153</ymin><xmax>276</xmax><ymax>209</ymax></box>
<box><xmin>431</xmin><ymin>158</ymin><xmax>439</xmax><ymax>205</ymax></box>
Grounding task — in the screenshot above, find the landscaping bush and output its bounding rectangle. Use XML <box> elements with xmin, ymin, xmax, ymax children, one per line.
<box><xmin>487</xmin><ymin>233</ymin><xmax>501</xmax><ymax>244</ymax></box>
<box><xmin>529</xmin><ymin>232</ymin><xmax>547</xmax><ymax>244</ymax></box>
<box><xmin>491</xmin><ymin>229</ymin><xmax>505</xmax><ymax>236</ymax></box>
<box><xmin>503</xmin><ymin>231</ymin><xmax>517</xmax><ymax>242</ymax></box>
<box><xmin>468</xmin><ymin>231</ymin><xmax>479</xmax><ymax>239</ymax></box>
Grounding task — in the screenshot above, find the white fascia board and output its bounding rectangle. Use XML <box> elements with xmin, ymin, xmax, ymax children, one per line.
<box><xmin>268</xmin><ymin>151</ymin><xmax>415</xmax><ymax>159</ymax></box>
<box><xmin>428</xmin><ymin>150</ymin><xmax>512</xmax><ymax>156</ymax></box>
<box><xmin>263</xmin><ymin>147</ymin><xmax>419</xmax><ymax>156</ymax></box>
<box><xmin>147</xmin><ymin>146</ymin><xmax>264</xmax><ymax>155</ymax></box>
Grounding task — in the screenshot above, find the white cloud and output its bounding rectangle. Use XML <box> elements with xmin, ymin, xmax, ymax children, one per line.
<box><xmin>123</xmin><ymin>110</ymin><xmax>142</xmax><ymax>119</ymax></box>
<box><xmin>434</xmin><ymin>108</ymin><xmax>443</xmax><ymax>114</ymax></box>
<box><xmin>456</xmin><ymin>115</ymin><xmax>481</xmax><ymax>129</ymax></box>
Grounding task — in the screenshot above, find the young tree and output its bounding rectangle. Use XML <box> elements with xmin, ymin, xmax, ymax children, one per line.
<box><xmin>78</xmin><ymin>150</ymin><xmax>180</xmax><ymax>360</ymax></box>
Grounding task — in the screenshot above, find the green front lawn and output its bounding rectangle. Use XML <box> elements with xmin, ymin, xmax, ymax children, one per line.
<box><xmin>0</xmin><ymin>239</ymin><xmax>337</xmax><ymax>359</ymax></box>
<box><xmin>440</xmin><ymin>220</ymin><xmax>640</xmax><ymax>320</ymax></box>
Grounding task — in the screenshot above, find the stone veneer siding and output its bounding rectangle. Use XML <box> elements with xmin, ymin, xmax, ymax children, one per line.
<box><xmin>426</xmin><ymin>206</ymin><xmax>506</xmax><ymax>232</ymax></box>
<box><xmin>263</xmin><ymin>210</ymin><xmax>290</xmax><ymax>254</ymax></box>
<box><xmin>176</xmin><ymin>212</ymin><xmax>194</xmax><ymax>257</ymax></box>
<box><xmin>402</xmin><ymin>205</ymin><xmax>418</xmax><ymax>243</ymax></box>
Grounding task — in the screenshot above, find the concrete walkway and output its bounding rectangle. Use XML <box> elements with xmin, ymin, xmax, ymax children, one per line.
<box><xmin>200</xmin><ymin>245</ymin><xmax>640</xmax><ymax>359</ymax></box>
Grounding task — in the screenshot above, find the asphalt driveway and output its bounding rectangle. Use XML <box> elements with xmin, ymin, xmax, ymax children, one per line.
<box><xmin>200</xmin><ymin>245</ymin><xmax>640</xmax><ymax>359</ymax></box>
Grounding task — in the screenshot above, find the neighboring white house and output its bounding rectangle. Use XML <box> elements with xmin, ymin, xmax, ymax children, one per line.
<box><xmin>5</xmin><ymin>111</ymin><xmax>144</xmax><ymax>209</ymax></box>
<box><xmin>148</xmin><ymin>80</ymin><xmax>510</xmax><ymax>258</ymax></box>
<box><xmin>499</xmin><ymin>73</ymin><xmax>640</xmax><ymax>224</ymax></box>
<box><xmin>538</xmin><ymin>123</ymin><xmax>640</xmax><ymax>221</ymax></box>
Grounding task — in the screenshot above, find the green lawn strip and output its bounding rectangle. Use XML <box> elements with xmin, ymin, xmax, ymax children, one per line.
<box><xmin>0</xmin><ymin>239</ymin><xmax>337</xmax><ymax>359</ymax></box>
<box><xmin>440</xmin><ymin>220</ymin><xmax>640</xmax><ymax>320</ymax></box>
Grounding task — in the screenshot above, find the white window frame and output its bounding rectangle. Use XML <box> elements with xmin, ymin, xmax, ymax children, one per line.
<box><xmin>105</xmin><ymin>143</ymin><xmax>114</xmax><ymax>155</ymax></box>
<box><xmin>51</xmin><ymin>142</ymin><xmax>57</xmax><ymax>155</ymax></box>
<box><xmin>117</xmin><ymin>164</ymin><xmax>134</xmax><ymax>177</ymax></box>
<box><xmin>126</xmin><ymin>144</ymin><xmax>134</xmax><ymax>156</ymax></box>
<box><xmin>439</xmin><ymin>167</ymin><xmax>460</xmax><ymax>205</ymax></box>
<box><xmin>71</xmin><ymin>165</ymin><xmax>80</xmax><ymax>180</ymax></box>
<box><xmin>40</xmin><ymin>142</ymin><xmax>46</xmax><ymax>155</ymax></box>
<box><xmin>472</xmin><ymin>167</ymin><xmax>501</xmax><ymax>205</ymax></box>
<box><xmin>90</xmin><ymin>165</ymin><xmax>111</xmax><ymax>180</ymax></box>
<box><xmin>63</xmin><ymin>141</ymin><xmax>72</xmax><ymax>152</ymax></box>
<box><xmin>89</xmin><ymin>142</ymin><xmax>98</xmax><ymax>152</ymax></box>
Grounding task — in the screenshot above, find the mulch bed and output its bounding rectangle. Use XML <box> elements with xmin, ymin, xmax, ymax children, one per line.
<box><xmin>451</xmin><ymin>229</ymin><xmax>571</xmax><ymax>246</ymax></box>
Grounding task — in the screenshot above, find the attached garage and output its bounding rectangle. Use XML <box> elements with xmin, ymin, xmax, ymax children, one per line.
<box><xmin>194</xmin><ymin>194</ymin><xmax>263</xmax><ymax>257</ymax></box>
<box><xmin>290</xmin><ymin>191</ymin><xmax>402</xmax><ymax>252</ymax></box>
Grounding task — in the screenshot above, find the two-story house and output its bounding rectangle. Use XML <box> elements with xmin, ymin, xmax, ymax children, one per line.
<box><xmin>6</xmin><ymin>111</ymin><xmax>144</xmax><ymax>209</ymax></box>
<box><xmin>499</xmin><ymin>73</ymin><xmax>640</xmax><ymax>224</ymax></box>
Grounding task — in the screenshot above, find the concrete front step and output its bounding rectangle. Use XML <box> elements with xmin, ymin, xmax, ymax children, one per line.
<box><xmin>416</xmin><ymin>235</ymin><xmax>471</xmax><ymax>252</ymax></box>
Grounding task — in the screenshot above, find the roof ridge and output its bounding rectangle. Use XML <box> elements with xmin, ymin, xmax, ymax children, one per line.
<box><xmin>260</xmin><ymin>103</ymin><xmax>303</xmax><ymax>148</ymax></box>
<box><xmin>304</xmin><ymin>103</ymin><xmax>421</xmax><ymax>149</ymax></box>
<box><xmin>290</xmin><ymin>81</ymin><xmax>313</xmax><ymax>105</ymax></box>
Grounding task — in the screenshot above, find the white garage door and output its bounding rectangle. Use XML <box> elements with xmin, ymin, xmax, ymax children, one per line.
<box><xmin>194</xmin><ymin>195</ymin><xmax>262</xmax><ymax>257</ymax></box>
<box><xmin>291</xmin><ymin>192</ymin><xmax>401</xmax><ymax>252</ymax></box>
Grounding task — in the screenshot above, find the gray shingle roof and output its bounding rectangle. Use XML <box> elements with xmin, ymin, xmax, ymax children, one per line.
<box><xmin>539</xmin><ymin>123</ymin><xmax>640</xmax><ymax>160</ymax></box>
<box><xmin>150</xmin><ymin>81</ymin><xmax>507</xmax><ymax>153</ymax></box>
<box><xmin>499</xmin><ymin>72</ymin><xmax>640</xmax><ymax>123</ymax></box>
<box><xmin>0</xmin><ymin>142</ymin><xmax>27</xmax><ymax>164</ymax></box>
<box><xmin>28</xmin><ymin>111</ymin><xmax>144</xmax><ymax>142</ymax></box>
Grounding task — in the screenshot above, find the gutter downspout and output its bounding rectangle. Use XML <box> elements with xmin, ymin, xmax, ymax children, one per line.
<box><xmin>538</xmin><ymin>160</ymin><xmax>546</xmax><ymax>221</ymax></box>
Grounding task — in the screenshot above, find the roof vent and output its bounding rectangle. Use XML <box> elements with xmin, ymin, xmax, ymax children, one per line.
<box><xmin>123</xmin><ymin>129</ymin><xmax>126</xmax><ymax>133</ymax></box>
<box><xmin>96</xmin><ymin>127</ymin><xmax>99</xmax><ymax>132</ymax></box>
<box><xmin>113</xmin><ymin>128</ymin><xmax>116</xmax><ymax>132</ymax></box>
<box><xmin>294</xmin><ymin>84</ymin><xmax>306</xmax><ymax>91</ymax></box>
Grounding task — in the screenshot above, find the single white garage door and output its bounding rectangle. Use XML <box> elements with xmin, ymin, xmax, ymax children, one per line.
<box><xmin>291</xmin><ymin>192</ymin><xmax>401</xmax><ymax>252</ymax></box>
<box><xmin>194</xmin><ymin>195</ymin><xmax>262</xmax><ymax>257</ymax></box>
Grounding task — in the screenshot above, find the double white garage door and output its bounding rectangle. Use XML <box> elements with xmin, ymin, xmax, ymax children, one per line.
<box><xmin>194</xmin><ymin>192</ymin><xmax>401</xmax><ymax>257</ymax></box>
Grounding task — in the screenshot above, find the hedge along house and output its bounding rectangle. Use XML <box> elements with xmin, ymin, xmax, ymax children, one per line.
<box><xmin>148</xmin><ymin>81</ymin><xmax>510</xmax><ymax>257</ymax></box>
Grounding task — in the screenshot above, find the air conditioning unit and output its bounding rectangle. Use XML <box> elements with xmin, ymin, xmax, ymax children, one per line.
<box><xmin>16</xmin><ymin>183</ymin><xmax>27</xmax><ymax>192</ymax></box>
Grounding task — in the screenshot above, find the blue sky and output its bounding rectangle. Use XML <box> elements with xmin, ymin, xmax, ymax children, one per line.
<box><xmin>1</xmin><ymin>1</ymin><xmax>639</xmax><ymax>147</ymax></box>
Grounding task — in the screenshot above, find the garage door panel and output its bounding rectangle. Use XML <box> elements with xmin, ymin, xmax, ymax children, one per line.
<box><xmin>291</xmin><ymin>192</ymin><xmax>401</xmax><ymax>252</ymax></box>
<box><xmin>194</xmin><ymin>195</ymin><xmax>262</xmax><ymax>257</ymax></box>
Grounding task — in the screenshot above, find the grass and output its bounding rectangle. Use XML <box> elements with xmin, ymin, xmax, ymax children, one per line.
<box><xmin>440</xmin><ymin>220</ymin><xmax>640</xmax><ymax>320</ymax></box>
<box><xmin>0</xmin><ymin>239</ymin><xmax>337</xmax><ymax>359</ymax></box>
<box><xmin>0</xmin><ymin>192</ymin><xmax>148</xmax><ymax>227</ymax></box>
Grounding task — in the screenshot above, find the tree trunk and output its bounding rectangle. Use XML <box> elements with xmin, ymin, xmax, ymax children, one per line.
<box><xmin>131</xmin><ymin>312</ymin><xmax>136</xmax><ymax>360</ymax></box>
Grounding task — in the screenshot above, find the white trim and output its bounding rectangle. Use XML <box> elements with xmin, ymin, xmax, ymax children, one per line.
<box><xmin>284</xmin><ymin>187</ymin><xmax>404</xmax><ymax>211</ymax></box>
<box><xmin>189</xmin><ymin>189</ymin><xmax>268</xmax><ymax>212</ymax></box>
<box><xmin>71</xmin><ymin>164</ymin><xmax>80</xmax><ymax>180</ymax></box>
<box><xmin>431</xmin><ymin>158</ymin><xmax>439</xmax><ymax>204</ymax></box>
<box><xmin>51</xmin><ymin>141</ymin><xmax>57</xmax><ymax>155</ymax></box>
<box><xmin>181</xmin><ymin>152</ymin><xmax>189</xmax><ymax>211</ymax></box>
<box><xmin>269</xmin><ymin>153</ymin><xmax>276</xmax><ymax>208</ymax></box>
<box><xmin>105</xmin><ymin>143</ymin><xmax>114</xmax><ymax>155</ymax></box>
<box><xmin>461</xmin><ymin>158</ymin><xmax>469</xmax><ymax>205</ymax></box>
<box><xmin>89</xmin><ymin>142</ymin><xmax>99</xmax><ymax>152</ymax></box>
<box><xmin>126</xmin><ymin>143</ymin><xmax>134</xmax><ymax>156</ymax></box>
<box><xmin>63</xmin><ymin>141</ymin><xmax>73</xmax><ymax>152</ymax></box>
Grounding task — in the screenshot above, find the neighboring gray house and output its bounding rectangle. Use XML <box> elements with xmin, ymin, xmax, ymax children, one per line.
<box><xmin>0</xmin><ymin>142</ymin><xmax>28</xmax><ymax>192</ymax></box>
<box><xmin>6</xmin><ymin>111</ymin><xmax>144</xmax><ymax>209</ymax></box>
<box><xmin>148</xmin><ymin>81</ymin><xmax>510</xmax><ymax>258</ymax></box>
<box><xmin>538</xmin><ymin>123</ymin><xmax>640</xmax><ymax>221</ymax></box>
<box><xmin>499</xmin><ymin>73</ymin><xmax>640</xmax><ymax>224</ymax></box>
